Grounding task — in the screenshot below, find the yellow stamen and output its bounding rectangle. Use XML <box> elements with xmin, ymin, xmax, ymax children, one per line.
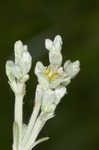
<box><xmin>44</xmin><ymin>68</ymin><xmax>57</xmax><ymax>79</ymax></box>
<box><xmin>45</xmin><ymin>68</ymin><xmax>50</xmax><ymax>76</ymax></box>
<box><xmin>48</xmin><ymin>73</ymin><xmax>56</xmax><ymax>79</ymax></box>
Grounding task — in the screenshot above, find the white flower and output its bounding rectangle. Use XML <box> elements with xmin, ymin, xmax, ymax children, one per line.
<box><xmin>45</xmin><ymin>35</ymin><xmax>62</xmax><ymax>52</ymax></box>
<box><xmin>45</xmin><ymin>35</ymin><xmax>63</xmax><ymax>66</ymax></box>
<box><xmin>35</xmin><ymin>35</ymin><xmax>80</xmax><ymax>90</ymax></box>
<box><xmin>64</xmin><ymin>60</ymin><xmax>80</xmax><ymax>79</ymax></box>
<box><xmin>34</xmin><ymin>61</ymin><xmax>64</xmax><ymax>89</ymax></box>
<box><xmin>35</xmin><ymin>60</ymin><xmax>80</xmax><ymax>90</ymax></box>
<box><xmin>6</xmin><ymin>41</ymin><xmax>32</xmax><ymax>95</ymax></box>
<box><xmin>41</xmin><ymin>86</ymin><xmax>66</xmax><ymax>113</ymax></box>
<box><xmin>6</xmin><ymin>40</ymin><xmax>32</xmax><ymax>82</ymax></box>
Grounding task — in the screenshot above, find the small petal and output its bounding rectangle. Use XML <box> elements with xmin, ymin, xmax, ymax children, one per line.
<box><xmin>64</xmin><ymin>60</ymin><xmax>71</xmax><ymax>69</ymax></box>
<box><xmin>20</xmin><ymin>74</ymin><xmax>29</xmax><ymax>82</ymax></box>
<box><xmin>14</xmin><ymin>40</ymin><xmax>24</xmax><ymax>51</ymax></box>
<box><xmin>23</xmin><ymin>45</ymin><xmax>28</xmax><ymax>51</ymax></box>
<box><xmin>54</xmin><ymin>35</ymin><xmax>62</xmax><ymax>51</ymax></box>
<box><xmin>50</xmin><ymin>76</ymin><xmax>68</xmax><ymax>89</ymax></box>
<box><xmin>55</xmin><ymin>86</ymin><xmax>66</xmax><ymax>104</ymax></box>
<box><xmin>6</xmin><ymin>61</ymin><xmax>15</xmax><ymax>81</ymax></box>
<box><xmin>35</xmin><ymin>61</ymin><xmax>45</xmax><ymax>75</ymax></box>
<box><xmin>45</xmin><ymin>39</ymin><xmax>53</xmax><ymax>51</ymax></box>
<box><xmin>57</xmin><ymin>67</ymin><xmax>63</xmax><ymax>73</ymax></box>
<box><xmin>54</xmin><ymin>35</ymin><xmax>63</xmax><ymax>45</ymax></box>
<box><xmin>13</xmin><ymin>64</ymin><xmax>23</xmax><ymax>79</ymax></box>
<box><xmin>43</xmin><ymin>89</ymin><xmax>56</xmax><ymax>105</ymax></box>
<box><xmin>49</xmin><ymin>51</ymin><xmax>62</xmax><ymax>66</ymax></box>
<box><xmin>50</xmin><ymin>78</ymin><xmax>63</xmax><ymax>89</ymax></box>
<box><xmin>35</xmin><ymin>62</ymin><xmax>50</xmax><ymax>89</ymax></box>
<box><xmin>20</xmin><ymin>51</ymin><xmax>32</xmax><ymax>74</ymax></box>
<box><xmin>42</xmin><ymin>89</ymin><xmax>57</xmax><ymax>112</ymax></box>
<box><xmin>38</xmin><ymin>75</ymin><xmax>49</xmax><ymax>90</ymax></box>
<box><xmin>64</xmin><ymin>60</ymin><xmax>80</xmax><ymax>79</ymax></box>
<box><xmin>62</xmin><ymin>77</ymin><xmax>71</xmax><ymax>86</ymax></box>
<box><xmin>14</xmin><ymin>40</ymin><xmax>24</xmax><ymax>64</ymax></box>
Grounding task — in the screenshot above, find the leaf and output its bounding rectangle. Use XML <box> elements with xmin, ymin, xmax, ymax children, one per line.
<box><xmin>30</xmin><ymin>137</ymin><xmax>50</xmax><ymax>149</ymax></box>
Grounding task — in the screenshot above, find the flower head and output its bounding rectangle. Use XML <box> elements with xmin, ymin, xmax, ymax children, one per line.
<box><xmin>41</xmin><ymin>86</ymin><xmax>66</xmax><ymax>113</ymax></box>
<box><xmin>45</xmin><ymin>35</ymin><xmax>63</xmax><ymax>66</ymax></box>
<box><xmin>35</xmin><ymin>35</ymin><xmax>80</xmax><ymax>90</ymax></box>
<box><xmin>6</xmin><ymin>41</ymin><xmax>32</xmax><ymax>82</ymax></box>
<box><xmin>6</xmin><ymin>41</ymin><xmax>32</xmax><ymax>94</ymax></box>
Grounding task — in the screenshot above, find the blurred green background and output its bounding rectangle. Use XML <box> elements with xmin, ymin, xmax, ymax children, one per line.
<box><xmin>0</xmin><ymin>0</ymin><xmax>99</xmax><ymax>150</ymax></box>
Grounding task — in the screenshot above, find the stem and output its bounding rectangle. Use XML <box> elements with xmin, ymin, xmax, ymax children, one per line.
<box><xmin>22</xmin><ymin>100</ymin><xmax>41</xmax><ymax>147</ymax></box>
<box><xmin>15</xmin><ymin>94</ymin><xmax>24</xmax><ymax>147</ymax></box>
<box><xmin>23</xmin><ymin>113</ymin><xmax>47</xmax><ymax>150</ymax></box>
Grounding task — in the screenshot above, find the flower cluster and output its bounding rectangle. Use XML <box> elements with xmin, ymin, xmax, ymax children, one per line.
<box><xmin>35</xmin><ymin>35</ymin><xmax>80</xmax><ymax>114</ymax></box>
<box><xmin>6</xmin><ymin>41</ymin><xmax>32</xmax><ymax>95</ymax></box>
<box><xmin>5</xmin><ymin>35</ymin><xmax>80</xmax><ymax>150</ymax></box>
